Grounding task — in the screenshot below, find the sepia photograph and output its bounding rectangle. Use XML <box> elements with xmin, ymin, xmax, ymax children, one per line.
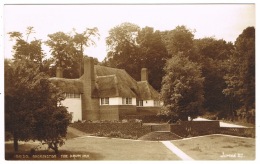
<box><xmin>1</xmin><ymin>1</ymin><xmax>256</xmax><ymax>162</ymax></box>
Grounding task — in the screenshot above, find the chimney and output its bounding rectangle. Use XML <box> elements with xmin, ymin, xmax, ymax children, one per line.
<box><xmin>56</xmin><ymin>67</ymin><xmax>63</xmax><ymax>78</ymax></box>
<box><xmin>141</xmin><ymin>68</ymin><xmax>148</xmax><ymax>81</ymax></box>
<box><xmin>84</xmin><ymin>57</ymin><xmax>95</xmax><ymax>92</ymax></box>
<box><xmin>82</xmin><ymin>57</ymin><xmax>99</xmax><ymax>120</ymax></box>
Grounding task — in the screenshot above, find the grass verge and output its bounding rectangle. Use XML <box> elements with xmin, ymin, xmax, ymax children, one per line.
<box><xmin>171</xmin><ymin>134</ymin><xmax>255</xmax><ymax>160</ymax></box>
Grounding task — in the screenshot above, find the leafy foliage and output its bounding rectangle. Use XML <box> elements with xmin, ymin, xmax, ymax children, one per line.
<box><xmin>72</xmin><ymin>27</ymin><xmax>99</xmax><ymax>76</ymax></box>
<box><xmin>45</xmin><ymin>31</ymin><xmax>80</xmax><ymax>78</ymax></box>
<box><xmin>194</xmin><ymin>38</ymin><xmax>234</xmax><ymax>112</ymax></box>
<box><xmin>162</xmin><ymin>25</ymin><xmax>195</xmax><ymax>56</ymax></box>
<box><xmin>8</xmin><ymin>27</ymin><xmax>45</xmax><ymax>66</ymax></box>
<box><xmin>5</xmin><ymin>58</ymin><xmax>71</xmax><ymax>153</ymax></box>
<box><xmin>45</xmin><ymin>28</ymin><xmax>100</xmax><ymax>78</ymax></box>
<box><xmin>104</xmin><ymin>23</ymin><xmax>169</xmax><ymax>90</ymax></box>
<box><xmin>136</xmin><ymin>27</ymin><xmax>169</xmax><ymax>90</ymax></box>
<box><xmin>5</xmin><ymin>28</ymin><xmax>72</xmax><ymax>153</ymax></box>
<box><xmin>5</xmin><ymin>59</ymin><xmax>43</xmax><ymax>151</ymax></box>
<box><xmin>223</xmin><ymin>27</ymin><xmax>255</xmax><ymax>123</ymax></box>
<box><xmin>104</xmin><ymin>22</ymin><xmax>140</xmax><ymax>69</ymax></box>
<box><xmin>5</xmin><ymin>58</ymin><xmax>72</xmax><ymax>153</ymax></box>
<box><xmin>161</xmin><ymin>53</ymin><xmax>205</xmax><ymax>121</ymax></box>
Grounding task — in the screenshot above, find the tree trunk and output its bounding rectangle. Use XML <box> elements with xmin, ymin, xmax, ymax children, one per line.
<box><xmin>13</xmin><ymin>134</ymin><xmax>18</xmax><ymax>152</ymax></box>
<box><xmin>48</xmin><ymin>142</ymin><xmax>59</xmax><ymax>155</ymax></box>
<box><xmin>54</xmin><ymin>147</ymin><xmax>59</xmax><ymax>155</ymax></box>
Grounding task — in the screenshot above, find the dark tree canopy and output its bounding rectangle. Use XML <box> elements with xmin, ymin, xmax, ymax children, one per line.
<box><xmin>45</xmin><ymin>28</ymin><xmax>100</xmax><ymax>78</ymax></box>
<box><xmin>194</xmin><ymin>38</ymin><xmax>234</xmax><ymax>113</ymax></box>
<box><xmin>161</xmin><ymin>53</ymin><xmax>205</xmax><ymax>121</ymax></box>
<box><xmin>135</xmin><ymin>27</ymin><xmax>169</xmax><ymax>90</ymax></box>
<box><xmin>8</xmin><ymin>27</ymin><xmax>45</xmax><ymax>65</ymax></box>
<box><xmin>163</xmin><ymin>25</ymin><xmax>195</xmax><ymax>56</ymax></box>
<box><xmin>5</xmin><ymin>28</ymin><xmax>72</xmax><ymax>153</ymax></box>
<box><xmin>5</xmin><ymin>58</ymin><xmax>71</xmax><ymax>153</ymax></box>
<box><xmin>72</xmin><ymin>27</ymin><xmax>99</xmax><ymax>76</ymax></box>
<box><xmin>223</xmin><ymin>27</ymin><xmax>255</xmax><ymax>123</ymax></box>
<box><xmin>104</xmin><ymin>22</ymin><xmax>140</xmax><ymax>68</ymax></box>
<box><xmin>103</xmin><ymin>23</ymin><xmax>169</xmax><ymax>91</ymax></box>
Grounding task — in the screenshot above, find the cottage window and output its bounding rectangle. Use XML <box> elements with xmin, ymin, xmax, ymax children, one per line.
<box><xmin>101</xmin><ymin>97</ymin><xmax>109</xmax><ymax>105</ymax></box>
<box><xmin>137</xmin><ymin>100</ymin><xmax>143</xmax><ymax>107</ymax></box>
<box><xmin>122</xmin><ymin>98</ymin><xmax>132</xmax><ymax>105</ymax></box>
<box><xmin>65</xmin><ymin>93</ymin><xmax>81</xmax><ymax>99</ymax></box>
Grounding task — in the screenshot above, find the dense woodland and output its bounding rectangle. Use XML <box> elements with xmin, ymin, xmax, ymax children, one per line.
<box><xmin>103</xmin><ymin>23</ymin><xmax>255</xmax><ymax>123</ymax></box>
<box><xmin>5</xmin><ymin>23</ymin><xmax>255</xmax><ymax>151</ymax></box>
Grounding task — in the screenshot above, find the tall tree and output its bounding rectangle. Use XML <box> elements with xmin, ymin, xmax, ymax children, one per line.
<box><xmin>104</xmin><ymin>22</ymin><xmax>140</xmax><ymax>72</ymax></box>
<box><xmin>5</xmin><ymin>59</ymin><xmax>44</xmax><ymax>151</ymax></box>
<box><xmin>163</xmin><ymin>25</ymin><xmax>195</xmax><ymax>57</ymax></box>
<box><xmin>104</xmin><ymin>23</ymin><xmax>169</xmax><ymax>91</ymax></box>
<box><xmin>223</xmin><ymin>27</ymin><xmax>255</xmax><ymax>122</ymax></box>
<box><xmin>5</xmin><ymin>58</ymin><xmax>71</xmax><ymax>153</ymax></box>
<box><xmin>45</xmin><ymin>32</ymin><xmax>79</xmax><ymax>78</ymax></box>
<box><xmin>6</xmin><ymin>29</ymin><xmax>72</xmax><ymax>152</ymax></box>
<box><xmin>194</xmin><ymin>38</ymin><xmax>234</xmax><ymax>114</ymax></box>
<box><xmin>46</xmin><ymin>28</ymin><xmax>99</xmax><ymax>78</ymax></box>
<box><xmin>5</xmin><ymin>59</ymin><xmax>36</xmax><ymax>152</ymax></box>
<box><xmin>31</xmin><ymin>78</ymin><xmax>71</xmax><ymax>154</ymax></box>
<box><xmin>161</xmin><ymin>53</ymin><xmax>205</xmax><ymax>121</ymax></box>
<box><xmin>8</xmin><ymin>26</ymin><xmax>45</xmax><ymax>66</ymax></box>
<box><xmin>136</xmin><ymin>27</ymin><xmax>169</xmax><ymax>90</ymax></box>
<box><xmin>72</xmin><ymin>27</ymin><xmax>99</xmax><ymax>76</ymax></box>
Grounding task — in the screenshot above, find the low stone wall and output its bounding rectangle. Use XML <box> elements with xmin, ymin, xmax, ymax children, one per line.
<box><xmin>70</xmin><ymin>122</ymin><xmax>152</xmax><ymax>138</ymax></box>
<box><xmin>149</xmin><ymin>124</ymin><xmax>170</xmax><ymax>131</ymax></box>
<box><xmin>170</xmin><ymin>121</ymin><xmax>220</xmax><ymax>137</ymax></box>
<box><xmin>120</xmin><ymin>107</ymin><xmax>167</xmax><ymax>123</ymax></box>
<box><xmin>218</xmin><ymin>127</ymin><xmax>255</xmax><ymax>138</ymax></box>
<box><xmin>170</xmin><ymin>121</ymin><xmax>255</xmax><ymax>138</ymax></box>
<box><xmin>120</xmin><ymin>115</ymin><xmax>168</xmax><ymax>123</ymax></box>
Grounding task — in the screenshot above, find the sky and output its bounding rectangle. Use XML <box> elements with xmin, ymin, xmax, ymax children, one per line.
<box><xmin>4</xmin><ymin>4</ymin><xmax>255</xmax><ymax>62</ymax></box>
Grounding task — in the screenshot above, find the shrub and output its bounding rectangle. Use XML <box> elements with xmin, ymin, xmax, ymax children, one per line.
<box><xmin>92</xmin><ymin>131</ymin><xmax>138</xmax><ymax>140</ymax></box>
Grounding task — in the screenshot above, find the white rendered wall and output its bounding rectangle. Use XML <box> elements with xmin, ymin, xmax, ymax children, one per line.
<box><xmin>100</xmin><ymin>97</ymin><xmax>136</xmax><ymax>105</ymax></box>
<box><xmin>62</xmin><ymin>97</ymin><xmax>82</xmax><ymax>122</ymax></box>
<box><xmin>143</xmin><ymin>100</ymin><xmax>154</xmax><ymax>107</ymax></box>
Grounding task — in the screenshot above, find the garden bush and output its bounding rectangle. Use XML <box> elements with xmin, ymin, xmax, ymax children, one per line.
<box><xmin>92</xmin><ymin>131</ymin><xmax>138</xmax><ymax>140</ymax></box>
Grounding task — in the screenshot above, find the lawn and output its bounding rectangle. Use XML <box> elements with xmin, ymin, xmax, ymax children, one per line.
<box><xmin>5</xmin><ymin>133</ymin><xmax>255</xmax><ymax>160</ymax></box>
<box><xmin>5</xmin><ymin>137</ymin><xmax>180</xmax><ymax>160</ymax></box>
<box><xmin>60</xmin><ymin>136</ymin><xmax>181</xmax><ymax>160</ymax></box>
<box><xmin>171</xmin><ymin>134</ymin><xmax>255</xmax><ymax>160</ymax></box>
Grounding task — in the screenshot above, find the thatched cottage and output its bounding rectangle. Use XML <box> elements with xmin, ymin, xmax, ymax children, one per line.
<box><xmin>50</xmin><ymin>57</ymin><xmax>162</xmax><ymax>122</ymax></box>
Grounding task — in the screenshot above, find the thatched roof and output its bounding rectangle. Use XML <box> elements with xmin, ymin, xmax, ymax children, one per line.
<box><xmin>95</xmin><ymin>75</ymin><xmax>118</xmax><ymax>97</ymax></box>
<box><xmin>137</xmin><ymin>81</ymin><xmax>160</xmax><ymax>100</ymax></box>
<box><xmin>49</xmin><ymin>65</ymin><xmax>160</xmax><ymax>100</ymax></box>
<box><xmin>94</xmin><ymin>65</ymin><xmax>138</xmax><ymax>98</ymax></box>
<box><xmin>49</xmin><ymin>77</ymin><xmax>83</xmax><ymax>94</ymax></box>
